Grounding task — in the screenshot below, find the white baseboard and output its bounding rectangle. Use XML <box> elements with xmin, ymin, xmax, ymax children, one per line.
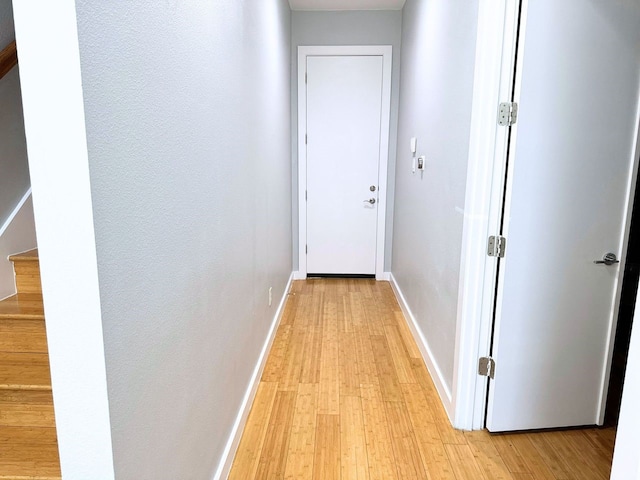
<box><xmin>213</xmin><ymin>272</ymin><xmax>294</xmax><ymax>480</ymax></box>
<box><xmin>389</xmin><ymin>273</ymin><xmax>455</xmax><ymax>421</ymax></box>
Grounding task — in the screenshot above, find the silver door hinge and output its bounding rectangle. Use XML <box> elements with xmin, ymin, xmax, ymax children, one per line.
<box><xmin>305</xmin><ymin>190</ymin><xmax>307</xmax><ymax>201</ymax></box>
<box><xmin>305</xmin><ymin>134</ymin><xmax>308</xmax><ymax>145</ymax></box>
<box><xmin>498</xmin><ymin>102</ymin><xmax>518</xmax><ymax>127</ymax></box>
<box><xmin>306</xmin><ymin>245</ymin><xmax>308</xmax><ymax>254</ymax></box>
<box><xmin>487</xmin><ymin>235</ymin><xmax>507</xmax><ymax>258</ymax></box>
<box><xmin>478</xmin><ymin>357</ymin><xmax>495</xmax><ymax>379</ymax></box>
<box><xmin>305</xmin><ymin>72</ymin><xmax>307</xmax><ymax>84</ymax></box>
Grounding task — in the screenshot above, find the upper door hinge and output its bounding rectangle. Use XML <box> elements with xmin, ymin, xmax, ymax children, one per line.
<box><xmin>498</xmin><ymin>102</ymin><xmax>518</xmax><ymax>127</ymax></box>
<box><xmin>305</xmin><ymin>133</ymin><xmax>308</xmax><ymax>145</ymax></box>
<box><xmin>305</xmin><ymin>190</ymin><xmax>307</xmax><ymax>201</ymax></box>
<box><xmin>487</xmin><ymin>235</ymin><xmax>507</xmax><ymax>258</ymax></box>
<box><xmin>478</xmin><ymin>356</ymin><xmax>495</xmax><ymax>379</ymax></box>
<box><xmin>305</xmin><ymin>72</ymin><xmax>308</xmax><ymax>84</ymax></box>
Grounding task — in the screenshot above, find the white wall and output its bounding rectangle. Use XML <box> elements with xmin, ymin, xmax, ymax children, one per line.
<box><xmin>291</xmin><ymin>10</ymin><xmax>402</xmax><ymax>271</ymax></box>
<box><xmin>0</xmin><ymin>1</ymin><xmax>30</xmax><ymax>225</ymax></box>
<box><xmin>0</xmin><ymin>1</ymin><xmax>34</xmax><ymax>289</ymax></box>
<box><xmin>391</xmin><ymin>0</ymin><xmax>478</xmax><ymax>399</ymax></box>
<box><xmin>0</xmin><ymin>68</ymin><xmax>30</xmax><ymax>226</ymax></box>
<box><xmin>0</xmin><ymin>0</ymin><xmax>14</xmax><ymax>48</ymax></box>
<box><xmin>73</xmin><ymin>1</ymin><xmax>292</xmax><ymax>478</ymax></box>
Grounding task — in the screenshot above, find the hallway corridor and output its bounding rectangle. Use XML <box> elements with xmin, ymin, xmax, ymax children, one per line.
<box><xmin>228</xmin><ymin>279</ymin><xmax>615</xmax><ymax>479</ymax></box>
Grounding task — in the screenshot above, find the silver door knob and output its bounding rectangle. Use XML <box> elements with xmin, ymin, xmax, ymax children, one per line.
<box><xmin>364</xmin><ymin>198</ymin><xmax>376</xmax><ymax>204</ymax></box>
<box><xmin>370</xmin><ymin>185</ymin><xmax>377</xmax><ymax>192</ymax></box>
<box><xmin>594</xmin><ymin>253</ymin><xmax>619</xmax><ymax>265</ymax></box>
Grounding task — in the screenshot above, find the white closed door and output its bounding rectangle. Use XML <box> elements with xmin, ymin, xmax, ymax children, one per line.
<box><xmin>486</xmin><ymin>0</ymin><xmax>640</xmax><ymax>431</ymax></box>
<box><xmin>305</xmin><ymin>55</ymin><xmax>384</xmax><ymax>275</ymax></box>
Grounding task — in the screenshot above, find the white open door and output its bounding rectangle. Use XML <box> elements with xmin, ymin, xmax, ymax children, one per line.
<box><xmin>486</xmin><ymin>0</ymin><xmax>640</xmax><ymax>432</ymax></box>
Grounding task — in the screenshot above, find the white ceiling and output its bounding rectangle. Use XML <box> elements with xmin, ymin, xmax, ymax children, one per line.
<box><xmin>289</xmin><ymin>0</ymin><xmax>406</xmax><ymax>11</ymax></box>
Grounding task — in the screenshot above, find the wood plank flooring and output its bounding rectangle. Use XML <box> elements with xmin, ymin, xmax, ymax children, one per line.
<box><xmin>0</xmin><ymin>251</ymin><xmax>61</xmax><ymax>479</ymax></box>
<box><xmin>229</xmin><ymin>279</ymin><xmax>616</xmax><ymax>480</ymax></box>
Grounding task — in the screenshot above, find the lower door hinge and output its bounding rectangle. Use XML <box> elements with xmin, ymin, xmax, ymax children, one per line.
<box><xmin>478</xmin><ymin>357</ymin><xmax>495</xmax><ymax>379</ymax></box>
<box><xmin>498</xmin><ymin>102</ymin><xmax>518</xmax><ymax>127</ymax></box>
<box><xmin>305</xmin><ymin>244</ymin><xmax>308</xmax><ymax>254</ymax></box>
<box><xmin>487</xmin><ymin>235</ymin><xmax>507</xmax><ymax>258</ymax></box>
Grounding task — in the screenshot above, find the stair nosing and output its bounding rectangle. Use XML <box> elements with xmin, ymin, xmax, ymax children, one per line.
<box><xmin>0</xmin><ymin>294</ymin><xmax>45</xmax><ymax>320</ymax></box>
<box><xmin>0</xmin><ymin>477</ymin><xmax>61</xmax><ymax>480</ymax></box>
<box><xmin>0</xmin><ymin>313</ymin><xmax>45</xmax><ymax>320</ymax></box>
<box><xmin>0</xmin><ymin>383</ymin><xmax>52</xmax><ymax>391</ymax></box>
<box><xmin>8</xmin><ymin>249</ymin><xmax>39</xmax><ymax>262</ymax></box>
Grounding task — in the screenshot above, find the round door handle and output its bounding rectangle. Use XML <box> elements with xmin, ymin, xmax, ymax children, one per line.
<box><xmin>364</xmin><ymin>198</ymin><xmax>376</xmax><ymax>204</ymax></box>
<box><xmin>594</xmin><ymin>253</ymin><xmax>619</xmax><ymax>265</ymax></box>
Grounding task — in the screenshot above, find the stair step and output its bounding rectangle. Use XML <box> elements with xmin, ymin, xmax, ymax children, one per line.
<box><xmin>0</xmin><ymin>390</ymin><xmax>55</xmax><ymax>428</ymax></box>
<box><xmin>0</xmin><ymin>252</ymin><xmax>59</xmax><ymax>479</ymax></box>
<box><xmin>8</xmin><ymin>249</ymin><xmax>39</xmax><ymax>262</ymax></box>
<box><xmin>0</xmin><ymin>295</ymin><xmax>45</xmax><ymax>321</ymax></box>
<box><xmin>0</xmin><ymin>319</ymin><xmax>47</xmax><ymax>354</ymax></box>
<box><xmin>0</xmin><ymin>426</ymin><xmax>60</xmax><ymax>479</ymax></box>
<box><xmin>9</xmin><ymin>250</ymin><xmax>41</xmax><ymax>296</ymax></box>
<box><xmin>0</xmin><ymin>353</ymin><xmax>51</xmax><ymax>390</ymax></box>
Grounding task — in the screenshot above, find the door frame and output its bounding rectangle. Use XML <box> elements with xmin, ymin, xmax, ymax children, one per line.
<box><xmin>297</xmin><ymin>45</ymin><xmax>392</xmax><ymax>281</ymax></box>
<box><xmin>450</xmin><ymin>0</ymin><xmax>523</xmax><ymax>430</ymax></box>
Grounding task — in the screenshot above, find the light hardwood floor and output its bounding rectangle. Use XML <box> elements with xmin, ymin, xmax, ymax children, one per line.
<box><xmin>229</xmin><ymin>279</ymin><xmax>615</xmax><ymax>480</ymax></box>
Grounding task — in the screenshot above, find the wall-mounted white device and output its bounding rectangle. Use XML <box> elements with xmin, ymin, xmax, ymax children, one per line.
<box><xmin>411</xmin><ymin>137</ymin><xmax>418</xmax><ymax>173</ymax></box>
<box><xmin>417</xmin><ymin>155</ymin><xmax>426</xmax><ymax>171</ymax></box>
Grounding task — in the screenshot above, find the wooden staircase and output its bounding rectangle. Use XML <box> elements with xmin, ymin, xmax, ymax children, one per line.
<box><xmin>0</xmin><ymin>250</ymin><xmax>61</xmax><ymax>479</ymax></box>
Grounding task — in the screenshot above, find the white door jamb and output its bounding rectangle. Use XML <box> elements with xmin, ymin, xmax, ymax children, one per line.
<box><xmin>451</xmin><ymin>0</ymin><xmax>523</xmax><ymax>430</ymax></box>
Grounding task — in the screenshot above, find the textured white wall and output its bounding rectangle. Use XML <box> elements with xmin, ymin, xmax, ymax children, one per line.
<box><xmin>392</xmin><ymin>0</ymin><xmax>478</xmax><ymax>391</ymax></box>
<box><xmin>74</xmin><ymin>1</ymin><xmax>292</xmax><ymax>477</ymax></box>
<box><xmin>291</xmin><ymin>10</ymin><xmax>402</xmax><ymax>271</ymax></box>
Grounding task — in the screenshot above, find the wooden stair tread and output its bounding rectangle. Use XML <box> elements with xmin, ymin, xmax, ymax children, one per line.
<box><xmin>0</xmin><ymin>426</ymin><xmax>60</xmax><ymax>476</ymax></box>
<box><xmin>0</xmin><ymin>353</ymin><xmax>51</xmax><ymax>390</ymax></box>
<box><xmin>0</xmin><ymin>390</ymin><xmax>55</xmax><ymax>429</ymax></box>
<box><xmin>0</xmin><ymin>320</ymin><xmax>48</xmax><ymax>354</ymax></box>
<box><xmin>8</xmin><ymin>250</ymin><xmax>38</xmax><ymax>262</ymax></box>
<box><xmin>0</xmin><ymin>250</ymin><xmax>59</xmax><ymax>479</ymax></box>
<box><xmin>0</xmin><ymin>426</ymin><xmax>57</xmax><ymax>444</ymax></box>
<box><xmin>0</xmin><ymin>295</ymin><xmax>44</xmax><ymax>320</ymax></box>
<box><xmin>0</xmin><ymin>427</ymin><xmax>61</xmax><ymax>478</ymax></box>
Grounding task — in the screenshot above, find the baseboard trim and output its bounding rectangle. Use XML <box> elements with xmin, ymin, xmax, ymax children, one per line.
<box><xmin>389</xmin><ymin>273</ymin><xmax>455</xmax><ymax>420</ymax></box>
<box><xmin>213</xmin><ymin>272</ymin><xmax>294</xmax><ymax>480</ymax></box>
